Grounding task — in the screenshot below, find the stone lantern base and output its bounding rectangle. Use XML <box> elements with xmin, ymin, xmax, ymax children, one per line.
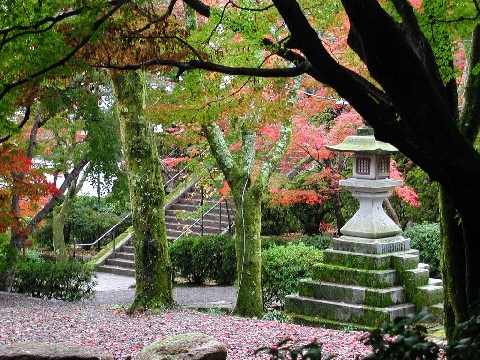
<box><xmin>285</xmin><ymin>237</ymin><xmax>443</xmax><ymax>329</ymax></box>
<box><xmin>284</xmin><ymin>178</ymin><xmax>444</xmax><ymax>329</ymax></box>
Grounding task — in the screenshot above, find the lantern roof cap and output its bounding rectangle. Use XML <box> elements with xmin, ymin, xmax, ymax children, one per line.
<box><xmin>326</xmin><ymin>127</ymin><xmax>398</xmax><ymax>155</ymax></box>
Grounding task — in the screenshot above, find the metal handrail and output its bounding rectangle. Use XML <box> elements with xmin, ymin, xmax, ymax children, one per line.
<box><xmin>174</xmin><ymin>196</ymin><xmax>234</xmax><ymax>241</ymax></box>
<box><xmin>73</xmin><ymin>212</ymin><xmax>132</xmax><ymax>260</ymax></box>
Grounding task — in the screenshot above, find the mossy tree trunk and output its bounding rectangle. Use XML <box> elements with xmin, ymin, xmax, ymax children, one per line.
<box><xmin>111</xmin><ymin>70</ymin><xmax>174</xmax><ymax>311</ymax></box>
<box><xmin>52</xmin><ymin>187</ymin><xmax>73</xmax><ymax>264</ymax></box>
<box><xmin>52</xmin><ymin>173</ymin><xmax>85</xmax><ymax>263</ymax></box>
<box><xmin>440</xmin><ymin>24</ymin><xmax>480</xmax><ymax>342</ymax></box>
<box><xmin>202</xmin><ymin>118</ymin><xmax>292</xmax><ymax>317</ymax></box>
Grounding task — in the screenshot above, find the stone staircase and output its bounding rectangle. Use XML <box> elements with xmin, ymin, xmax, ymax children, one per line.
<box><xmin>96</xmin><ymin>233</ymin><xmax>136</xmax><ymax>277</ymax></box>
<box><xmin>164</xmin><ymin>184</ymin><xmax>235</xmax><ymax>241</ymax></box>
<box><xmin>95</xmin><ymin>183</ymin><xmax>235</xmax><ymax>277</ymax></box>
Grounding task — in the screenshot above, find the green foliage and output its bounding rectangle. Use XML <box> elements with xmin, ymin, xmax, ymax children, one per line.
<box><xmin>33</xmin><ymin>196</ymin><xmax>130</xmax><ymax>249</ymax></box>
<box><xmin>262</xmin><ymin>234</ymin><xmax>333</xmax><ymax>251</ymax></box>
<box><xmin>361</xmin><ymin>311</ymin><xmax>440</xmax><ymax>360</ymax></box>
<box><xmin>169</xmin><ymin>234</ymin><xmax>236</xmax><ymax>285</ymax></box>
<box><xmin>389</xmin><ymin>162</ymin><xmax>439</xmax><ymax>228</ymax></box>
<box><xmin>446</xmin><ymin>302</ymin><xmax>480</xmax><ymax>359</ymax></box>
<box><xmin>262</xmin><ymin>310</ymin><xmax>291</xmax><ymax>323</ymax></box>
<box><xmin>255</xmin><ymin>338</ymin><xmax>333</xmax><ymax>360</ymax></box>
<box><xmin>261</xmin><ymin>202</ymin><xmax>302</xmax><ymax>236</ymax></box>
<box><xmin>261</xmin><ymin>243</ymin><xmax>322</xmax><ymax>310</ymax></box>
<box><xmin>403</xmin><ymin>223</ymin><xmax>441</xmax><ymax>278</ymax></box>
<box><xmin>0</xmin><ymin>240</ymin><xmax>18</xmax><ymax>274</ymax></box>
<box><xmin>257</xmin><ymin>306</ymin><xmax>480</xmax><ymax>359</ymax></box>
<box><xmin>298</xmin><ymin>234</ymin><xmax>333</xmax><ymax>251</ymax></box>
<box><xmin>13</xmin><ymin>261</ymin><xmax>97</xmax><ymax>302</ymax></box>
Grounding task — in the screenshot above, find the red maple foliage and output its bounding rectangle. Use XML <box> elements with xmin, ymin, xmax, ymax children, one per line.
<box><xmin>0</xmin><ymin>144</ymin><xmax>59</xmax><ymax>234</ymax></box>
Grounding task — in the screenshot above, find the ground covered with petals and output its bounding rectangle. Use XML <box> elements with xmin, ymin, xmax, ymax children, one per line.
<box><xmin>0</xmin><ymin>293</ymin><xmax>372</xmax><ymax>360</ymax></box>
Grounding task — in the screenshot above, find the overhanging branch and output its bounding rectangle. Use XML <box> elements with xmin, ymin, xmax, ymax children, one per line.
<box><xmin>94</xmin><ymin>58</ymin><xmax>311</xmax><ymax>78</ymax></box>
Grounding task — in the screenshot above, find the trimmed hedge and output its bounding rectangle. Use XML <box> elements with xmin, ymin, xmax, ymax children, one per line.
<box><xmin>261</xmin><ymin>243</ymin><xmax>323</xmax><ymax>310</ymax></box>
<box><xmin>13</xmin><ymin>261</ymin><xmax>97</xmax><ymax>301</ymax></box>
<box><xmin>169</xmin><ymin>234</ymin><xmax>236</xmax><ymax>285</ymax></box>
<box><xmin>169</xmin><ymin>234</ymin><xmax>324</xmax><ymax>310</ymax></box>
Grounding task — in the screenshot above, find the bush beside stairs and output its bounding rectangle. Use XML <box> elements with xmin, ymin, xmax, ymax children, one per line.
<box><xmin>95</xmin><ymin>183</ymin><xmax>235</xmax><ymax>277</ymax></box>
<box><xmin>284</xmin><ymin>237</ymin><xmax>444</xmax><ymax>330</ymax></box>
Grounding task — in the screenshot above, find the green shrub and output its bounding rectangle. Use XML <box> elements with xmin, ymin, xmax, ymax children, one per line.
<box><xmin>403</xmin><ymin>222</ymin><xmax>440</xmax><ymax>278</ymax></box>
<box><xmin>445</xmin><ymin>302</ymin><xmax>480</xmax><ymax>359</ymax></box>
<box><xmin>169</xmin><ymin>236</ymin><xmax>198</xmax><ymax>282</ymax></box>
<box><xmin>361</xmin><ymin>311</ymin><xmax>440</xmax><ymax>360</ymax></box>
<box><xmin>299</xmin><ymin>234</ymin><xmax>333</xmax><ymax>250</ymax></box>
<box><xmin>261</xmin><ymin>243</ymin><xmax>322</xmax><ymax>310</ymax></box>
<box><xmin>169</xmin><ymin>234</ymin><xmax>236</xmax><ymax>285</ymax></box>
<box><xmin>262</xmin><ymin>235</ymin><xmax>302</xmax><ymax>249</ymax></box>
<box><xmin>262</xmin><ymin>234</ymin><xmax>333</xmax><ymax>251</ymax></box>
<box><xmin>13</xmin><ymin>261</ymin><xmax>97</xmax><ymax>301</ymax></box>
<box><xmin>261</xmin><ymin>203</ymin><xmax>301</xmax><ymax>236</ymax></box>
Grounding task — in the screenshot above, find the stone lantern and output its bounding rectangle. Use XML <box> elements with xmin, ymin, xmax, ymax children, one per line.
<box><xmin>285</xmin><ymin>125</ymin><xmax>444</xmax><ymax>329</ymax></box>
<box><xmin>326</xmin><ymin>126</ymin><xmax>404</xmax><ymax>242</ymax></box>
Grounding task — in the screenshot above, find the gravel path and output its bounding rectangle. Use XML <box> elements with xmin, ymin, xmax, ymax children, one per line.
<box><xmin>0</xmin><ymin>291</ymin><xmax>372</xmax><ymax>360</ymax></box>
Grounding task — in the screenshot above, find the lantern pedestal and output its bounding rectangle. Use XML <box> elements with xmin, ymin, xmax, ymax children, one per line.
<box><xmin>340</xmin><ymin>178</ymin><xmax>403</xmax><ymax>239</ymax></box>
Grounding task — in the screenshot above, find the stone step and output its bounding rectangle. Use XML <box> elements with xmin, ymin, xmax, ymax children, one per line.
<box><xmin>285</xmin><ymin>295</ymin><xmax>415</xmax><ymax>328</ymax></box>
<box><xmin>298</xmin><ymin>280</ymin><xmax>407</xmax><ymax>307</ymax></box>
<box><xmin>115</xmin><ymin>252</ymin><xmax>135</xmax><ymax>261</ymax></box>
<box><xmin>168</xmin><ymin>203</ymin><xmax>225</xmax><ymax>212</ymax></box>
<box><xmin>165</xmin><ymin>211</ymin><xmax>234</xmax><ymax>222</ymax></box>
<box><xmin>121</xmin><ymin>245</ymin><xmax>135</xmax><ymax>254</ymax></box>
<box><xmin>167</xmin><ymin>227</ymin><xmax>230</xmax><ymax>239</ymax></box>
<box><xmin>323</xmin><ymin>249</ymin><xmax>419</xmax><ymax>270</ymax></box>
<box><xmin>401</xmin><ymin>267</ymin><xmax>430</xmax><ymax>288</ymax></box>
<box><xmin>165</xmin><ymin>218</ymin><xmax>232</xmax><ymax>229</ymax></box>
<box><xmin>96</xmin><ymin>264</ymin><xmax>135</xmax><ymax>277</ymax></box>
<box><xmin>313</xmin><ymin>263</ymin><xmax>397</xmax><ymax>288</ymax></box>
<box><xmin>411</xmin><ymin>283</ymin><xmax>444</xmax><ymax>311</ymax></box>
<box><xmin>429</xmin><ymin>278</ymin><xmax>442</xmax><ymax>286</ymax></box>
<box><xmin>332</xmin><ymin>235</ymin><xmax>411</xmax><ymax>254</ymax></box>
<box><xmin>106</xmin><ymin>258</ymin><xmax>135</xmax><ymax>269</ymax></box>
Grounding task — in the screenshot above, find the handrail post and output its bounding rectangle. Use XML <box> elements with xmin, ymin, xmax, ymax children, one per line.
<box><xmin>112</xmin><ymin>226</ymin><xmax>116</xmax><ymax>259</ymax></box>
<box><xmin>73</xmin><ymin>238</ymin><xmax>77</xmax><ymax>262</ymax></box>
<box><xmin>201</xmin><ymin>186</ymin><xmax>204</xmax><ymax>236</ymax></box>
<box><xmin>219</xmin><ymin>201</ymin><xmax>222</xmax><ymax>230</ymax></box>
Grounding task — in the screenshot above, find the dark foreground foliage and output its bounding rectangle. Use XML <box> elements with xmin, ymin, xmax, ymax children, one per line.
<box><xmin>257</xmin><ymin>306</ymin><xmax>480</xmax><ymax>360</ymax></box>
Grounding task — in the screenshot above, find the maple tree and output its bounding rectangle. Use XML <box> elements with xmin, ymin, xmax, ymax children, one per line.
<box><xmin>270</xmin><ymin>88</ymin><xmax>422</xmax><ymax>234</ymax></box>
<box><xmin>0</xmin><ymin>145</ymin><xmax>58</xmax><ymax>234</ymax></box>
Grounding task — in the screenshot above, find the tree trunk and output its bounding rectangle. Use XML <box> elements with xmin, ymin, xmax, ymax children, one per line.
<box><xmin>202</xmin><ymin>118</ymin><xmax>292</xmax><ymax>317</ymax></box>
<box><xmin>439</xmin><ymin>187</ymin><xmax>468</xmax><ymax>343</ymax></box>
<box><xmin>52</xmin><ymin>181</ymin><xmax>78</xmax><ymax>264</ymax></box>
<box><xmin>232</xmin><ymin>181</ymin><xmax>264</xmax><ymax>318</ymax></box>
<box><xmin>52</xmin><ymin>204</ymin><xmax>70</xmax><ymax>264</ymax></box>
<box><xmin>111</xmin><ymin>70</ymin><xmax>174</xmax><ymax>311</ymax></box>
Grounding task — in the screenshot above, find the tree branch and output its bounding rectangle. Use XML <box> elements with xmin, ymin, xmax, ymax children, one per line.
<box><xmin>24</xmin><ymin>153</ymin><xmax>90</xmax><ymax>238</ymax></box>
<box><xmin>0</xmin><ymin>0</ymin><xmax>129</xmax><ymax>102</ymax></box>
<box><xmin>93</xmin><ymin>58</ymin><xmax>311</xmax><ymax>78</ymax></box>
<box><xmin>201</xmin><ymin>122</ymin><xmax>239</xmax><ymax>183</ymax></box>
<box><xmin>0</xmin><ymin>106</ymin><xmax>31</xmax><ymax>144</ymax></box>
<box><xmin>260</xmin><ymin>117</ymin><xmax>292</xmax><ymax>181</ymax></box>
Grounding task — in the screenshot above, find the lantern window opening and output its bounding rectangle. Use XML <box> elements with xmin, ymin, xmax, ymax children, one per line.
<box><xmin>356</xmin><ymin>157</ymin><xmax>371</xmax><ymax>175</ymax></box>
<box><xmin>376</xmin><ymin>156</ymin><xmax>390</xmax><ymax>179</ymax></box>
